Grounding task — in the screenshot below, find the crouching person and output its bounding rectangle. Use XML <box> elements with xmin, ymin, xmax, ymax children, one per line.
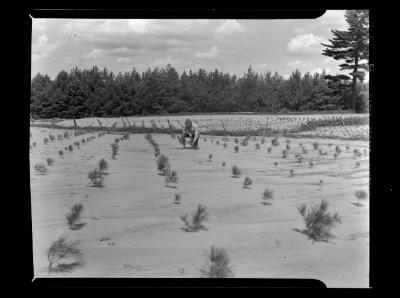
<box><xmin>181</xmin><ymin>119</ymin><xmax>200</xmax><ymax>149</ymax></box>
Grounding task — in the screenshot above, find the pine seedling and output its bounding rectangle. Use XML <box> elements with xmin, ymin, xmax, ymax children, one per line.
<box><xmin>296</xmin><ymin>200</ymin><xmax>341</xmax><ymax>242</ymax></box>
<box><xmin>165</xmin><ymin>169</ymin><xmax>178</xmax><ymax>185</ymax></box>
<box><xmin>47</xmin><ymin>237</ymin><xmax>83</xmax><ymax>272</ymax></box>
<box><xmin>174</xmin><ymin>193</ymin><xmax>181</xmax><ymax>204</ymax></box>
<box><xmin>66</xmin><ymin>203</ymin><xmax>85</xmax><ymax>230</ymax></box>
<box><xmin>231</xmin><ymin>165</ymin><xmax>242</xmax><ymax>178</ymax></box>
<box><xmin>180</xmin><ymin>204</ymin><xmax>209</xmax><ymax>232</ymax></box>
<box><xmin>199</xmin><ymin>246</ymin><xmax>233</xmax><ymax>278</ymax></box>
<box><xmin>87</xmin><ymin>168</ymin><xmax>104</xmax><ymax>188</ymax></box>
<box><xmin>34</xmin><ymin>163</ymin><xmax>48</xmax><ymax>175</ymax></box>
<box><xmin>98</xmin><ymin>158</ymin><xmax>108</xmax><ymax>173</ymax></box>
<box><xmin>242</xmin><ymin>176</ymin><xmax>252</xmax><ymax>189</ymax></box>
<box><xmin>46</xmin><ymin>158</ymin><xmax>54</xmax><ymax>166</ymax></box>
<box><xmin>262</xmin><ymin>188</ymin><xmax>274</xmax><ymax>205</ymax></box>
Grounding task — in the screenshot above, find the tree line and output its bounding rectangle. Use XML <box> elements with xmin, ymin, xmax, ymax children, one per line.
<box><xmin>30</xmin><ymin>65</ymin><xmax>368</xmax><ymax>119</ymax></box>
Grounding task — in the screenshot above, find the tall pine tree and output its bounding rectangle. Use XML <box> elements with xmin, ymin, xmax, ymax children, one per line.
<box><xmin>321</xmin><ymin>10</ymin><xmax>369</xmax><ymax>112</ymax></box>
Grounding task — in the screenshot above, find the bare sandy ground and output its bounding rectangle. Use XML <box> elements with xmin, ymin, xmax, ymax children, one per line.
<box><xmin>30</xmin><ymin>127</ymin><xmax>369</xmax><ymax>287</ymax></box>
<box><xmin>35</xmin><ymin>113</ymin><xmax>368</xmax><ymax>132</ymax></box>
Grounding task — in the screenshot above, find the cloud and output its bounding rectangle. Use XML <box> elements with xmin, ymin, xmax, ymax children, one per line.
<box><xmin>84</xmin><ymin>49</ymin><xmax>105</xmax><ymax>60</ymax></box>
<box><xmin>215</xmin><ymin>20</ymin><xmax>245</xmax><ymax>35</ymax></box>
<box><xmin>318</xmin><ymin>10</ymin><xmax>347</xmax><ymax>29</ymax></box>
<box><xmin>287</xmin><ymin>33</ymin><xmax>326</xmax><ymax>54</ymax></box>
<box><xmin>195</xmin><ymin>46</ymin><xmax>221</xmax><ymax>59</ymax></box>
<box><xmin>32</xmin><ymin>34</ymin><xmax>64</xmax><ymax>61</ymax></box>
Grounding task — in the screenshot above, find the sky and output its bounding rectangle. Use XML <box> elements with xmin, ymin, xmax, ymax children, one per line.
<box><xmin>31</xmin><ymin>11</ymin><xmax>368</xmax><ymax>81</ymax></box>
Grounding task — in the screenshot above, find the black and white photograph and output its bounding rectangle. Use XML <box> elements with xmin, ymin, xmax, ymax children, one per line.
<box><xmin>29</xmin><ymin>10</ymin><xmax>370</xmax><ymax>287</ymax></box>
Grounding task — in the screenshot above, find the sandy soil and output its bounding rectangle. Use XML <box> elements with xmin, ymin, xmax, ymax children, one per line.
<box><xmin>34</xmin><ymin>113</ymin><xmax>368</xmax><ymax>133</ymax></box>
<box><xmin>30</xmin><ymin>127</ymin><xmax>369</xmax><ymax>287</ymax></box>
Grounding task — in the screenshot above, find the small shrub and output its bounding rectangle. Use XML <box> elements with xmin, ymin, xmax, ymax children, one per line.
<box><xmin>115</xmin><ymin>138</ymin><xmax>120</xmax><ymax>143</ymax></box>
<box><xmin>211</xmin><ymin>139</ymin><xmax>214</xmax><ymax>143</ymax></box>
<box><xmin>199</xmin><ymin>246</ymin><xmax>233</xmax><ymax>278</ymax></box>
<box><xmin>234</xmin><ymin>145</ymin><xmax>239</xmax><ymax>153</ymax></box>
<box><xmin>47</xmin><ymin>237</ymin><xmax>84</xmax><ymax>272</ymax></box>
<box><xmin>34</xmin><ymin>163</ymin><xmax>48</xmax><ymax>175</ymax></box>
<box><xmin>267</xmin><ymin>147</ymin><xmax>272</xmax><ymax>153</ymax></box>
<box><xmin>355</xmin><ymin>162</ymin><xmax>360</xmax><ymax>168</ymax></box>
<box><xmin>58</xmin><ymin>150</ymin><xmax>64</xmax><ymax>157</ymax></box>
<box><xmin>81</xmin><ymin>139</ymin><xmax>86</xmax><ymax>144</ymax></box>
<box><xmin>66</xmin><ymin>203</ymin><xmax>84</xmax><ymax>230</ymax></box>
<box><xmin>242</xmin><ymin>176</ymin><xmax>252</xmax><ymax>189</ymax></box>
<box><xmin>282</xmin><ymin>150</ymin><xmax>288</xmax><ymax>159</ymax></box>
<box><xmin>223</xmin><ymin>143</ymin><xmax>227</xmax><ymax>148</ymax></box>
<box><xmin>64</xmin><ymin>131</ymin><xmax>70</xmax><ymax>139</ymax></box>
<box><xmin>296</xmin><ymin>200</ymin><xmax>341</xmax><ymax>242</ymax></box>
<box><xmin>313</xmin><ymin>142</ymin><xmax>319</xmax><ymax>150</ymax></box>
<box><xmin>64</xmin><ymin>147</ymin><xmax>68</xmax><ymax>151</ymax></box>
<box><xmin>290</xmin><ymin>169</ymin><xmax>294</xmax><ymax>177</ymax></box>
<box><xmin>234</xmin><ymin>138</ymin><xmax>239</xmax><ymax>144</ymax></box>
<box><xmin>255</xmin><ymin>143</ymin><xmax>260</xmax><ymax>150</ymax></box>
<box><xmin>98</xmin><ymin>158</ymin><xmax>108</xmax><ymax>173</ymax></box>
<box><xmin>302</xmin><ymin>147</ymin><xmax>308</xmax><ymax>154</ymax></box>
<box><xmin>346</xmin><ymin>145</ymin><xmax>350</xmax><ymax>151</ymax></box>
<box><xmin>57</xmin><ymin>134</ymin><xmax>63</xmax><ymax>141</ymax></box>
<box><xmin>68</xmin><ymin>145</ymin><xmax>74</xmax><ymax>152</ymax></box>
<box><xmin>32</xmin><ymin>142</ymin><xmax>37</xmax><ymax>147</ymax></box>
<box><xmin>46</xmin><ymin>158</ymin><xmax>54</xmax><ymax>166</ymax></box>
<box><xmin>49</xmin><ymin>135</ymin><xmax>56</xmax><ymax>142</ymax></box>
<box><xmin>286</xmin><ymin>144</ymin><xmax>290</xmax><ymax>150</ymax></box>
<box><xmin>43</xmin><ymin>137</ymin><xmax>49</xmax><ymax>145</ymax></box>
<box><xmin>180</xmin><ymin>204</ymin><xmax>209</xmax><ymax>232</ymax></box>
<box><xmin>309</xmin><ymin>161</ymin><xmax>314</xmax><ymax>168</ymax></box>
<box><xmin>216</xmin><ymin>140</ymin><xmax>220</xmax><ymax>146</ymax></box>
<box><xmin>335</xmin><ymin>146</ymin><xmax>341</xmax><ymax>154</ymax></box>
<box><xmin>262</xmin><ymin>188</ymin><xmax>274</xmax><ymax>205</ymax></box>
<box><xmin>203</xmin><ymin>138</ymin><xmax>207</xmax><ymax>142</ymax></box>
<box><xmin>222</xmin><ymin>162</ymin><xmax>226</xmax><ymax>167</ymax></box>
<box><xmin>231</xmin><ymin>165</ymin><xmax>242</xmax><ymax>178</ymax></box>
<box><xmin>261</xmin><ymin>138</ymin><xmax>266</xmax><ymax>144</ymax></box>
<box><xmin>123</xmin><ymin>133</ymin><xmax>130</xmax><ymax>140</ymax></box>
<box><xmin>209</xmin><ymin>154</ymin><xmax>213</xmax><ymax>161</ymax></box>
<box><xmin>274</xmin><ymin>162</ymin><xmax>278</xmax><ymax>167</ymax></box>
<box><xmin>87</xmin><ymin>169</ymin><xmax>104</xmax><ymax>188</ymax></box>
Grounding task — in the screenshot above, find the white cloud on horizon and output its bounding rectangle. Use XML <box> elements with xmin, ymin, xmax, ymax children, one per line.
<box><xmin>215</xmin><ymin>20</ymin><xmax>245</xmax><ymax>35</ymax></box>
<box><xmin>287</xmin><ymin>33</ymin><xmax>326</xmax><ymax>54</ymax></box>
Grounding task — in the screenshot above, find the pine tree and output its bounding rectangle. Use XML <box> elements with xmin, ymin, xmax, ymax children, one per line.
<box><xmin>321</xmin><ymin>10</ymin><xmax>369</xmax><ymax>112</ymax></box>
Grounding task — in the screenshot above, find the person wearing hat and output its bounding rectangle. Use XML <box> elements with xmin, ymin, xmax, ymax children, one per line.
<box><xmin>181</xmin><ymin>119</ymin><xmax>200</xmax><ymax>149</ymax></box>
